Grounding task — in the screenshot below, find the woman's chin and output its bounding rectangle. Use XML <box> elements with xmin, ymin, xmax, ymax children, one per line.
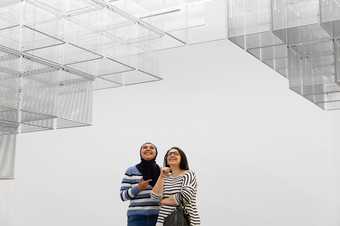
<box><xmin>168</xmin><ymin>163</ymin><xmax>178</xmax><ymax>167</ymax></box>
<box><xmin>143</xmin><ymin>156</ymin><xmax>154</xmax><ymax>160</ymax></box>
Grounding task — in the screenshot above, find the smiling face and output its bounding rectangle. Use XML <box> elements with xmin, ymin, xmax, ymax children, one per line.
<box><xmin>140</xmin><ymin>143</ymin><xmax>157</xmax><ymax>161</ymax></box>
<box><xmin>166</xmin><ymin>149</ymin><xmax>181</xmax><ymax>167</ymax></box>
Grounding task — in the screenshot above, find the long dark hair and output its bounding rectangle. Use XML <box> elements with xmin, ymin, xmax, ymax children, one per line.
<box><xmin>164</xmin><ymin>147</ymin><xmax>189</xmax><ymax>170</ymax></box>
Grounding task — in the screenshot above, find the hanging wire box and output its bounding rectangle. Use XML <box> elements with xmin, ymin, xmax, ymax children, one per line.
<box><xmin>228</xmin><ymin>0</ymin><xmax>340</xmax><ymax>111</ymax></box>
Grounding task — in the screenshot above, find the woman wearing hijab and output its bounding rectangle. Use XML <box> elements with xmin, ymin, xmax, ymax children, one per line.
<box><xmin>120</xmin><ymin>142</ymin><xmax>161</xmax><ymax>226</ymax></box>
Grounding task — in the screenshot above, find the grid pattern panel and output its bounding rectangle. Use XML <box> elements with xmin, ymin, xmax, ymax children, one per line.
<box><xmin>228</xmin><ymin>0</ymin><xmax>340</xmax><ymax>110</ymax></box>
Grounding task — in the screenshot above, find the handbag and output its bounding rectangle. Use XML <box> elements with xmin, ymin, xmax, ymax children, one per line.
<box><xmin>163</xmin><ymin>203</ymin><xmax>190</xmax><ymax>226</ymax></box>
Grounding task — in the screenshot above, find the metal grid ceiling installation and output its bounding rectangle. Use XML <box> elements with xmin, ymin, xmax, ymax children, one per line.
<box><xmin>228</xmin><ymin>0</ymin><xmax>340</xmax><ymax>110</ymax></box>
<box><xmin>0</xmin><ymin>0</ymin><xmax>227</xmax><ymax>178</ymax></box>
<box><xmin>5</xmin><ymin>0</ymin><xmax>340</xmax><ymax>179</ymax></box>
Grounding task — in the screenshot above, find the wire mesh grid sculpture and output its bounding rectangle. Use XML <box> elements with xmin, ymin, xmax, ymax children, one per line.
<box><xmin>6</xmin><ymin>0</ymin><xmax>340</xmax><ymax>179</ymax></box>
<box><xmin>228</xmin><ymin>0</ymin><xmax>340</xmax><ymax>111</ymax></box>
<box><xmin>0</xmin><ymin>0</ymin><xmax>227</xmax><ymax>178</ymax></box>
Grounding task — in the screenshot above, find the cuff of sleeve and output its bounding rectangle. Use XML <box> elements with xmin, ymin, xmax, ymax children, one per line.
<box><xmin>151</xmin><ymin>191</ymin><xmax>161</xmax><ymax>200</ymax></box>
<box><xmin>130</xmin><ymin>185</ymin><xmax>140</xmax><ymax>197</ymax></box>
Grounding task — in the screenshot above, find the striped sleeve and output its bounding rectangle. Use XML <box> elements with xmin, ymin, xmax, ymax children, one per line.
<box><xmin>120</xmin><ymin>168</ymin><xmax>141</xmax><ymax>201</ymax></box>
<box><xmin>175</xmin><ymin>171</ymin><xmax>197</xmax><ymax>205</ymax></box>
<box><xmin>150</xmin><ymin>191</ymin><xmax>161</xmax><ymax>200</ymax></box>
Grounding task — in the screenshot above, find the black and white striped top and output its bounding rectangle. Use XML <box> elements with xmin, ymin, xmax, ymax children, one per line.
<box><xmin>151</xmin><ymin>170</ymin><xmax>200</xmax><ymax>226</ymax></box>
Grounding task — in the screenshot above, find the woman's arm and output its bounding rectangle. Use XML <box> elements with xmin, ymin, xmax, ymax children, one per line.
<box><xmin>160</xmin><ymin>195</ymin><xmax>177</xmax><ymax>206</ymax></box>
<box><xmin>151</xmin><ymin>169</ymin><xmax>165</xmax><ymax>196</ymax></box>
<box><xmin>160</xmin><ymin>171</ymin><xmax>198</xmax><ymax>206</ymax></box>
<box><xmin>174</xmin><ymin>171</ymin><xmax>197</xmax><ymax>205</ymax></box>
<box><xmin>154</xmin><ymin>174</ymin><xmax>177</xmax><ymax>206</ymax></box>
<box><xmin>120</xmin><ymin>168</ymin><xmax>141</xmax><ymax>201</ymax></box>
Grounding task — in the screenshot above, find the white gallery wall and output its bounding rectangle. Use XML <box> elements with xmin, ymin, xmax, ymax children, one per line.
<box><xmin>330</xmin><ymin>113</ymin><xmax>340</xmax><ymax>225</ymax></box>
<box><xmin>0</xmin><ymin>40</ymin><xmax>339</xmax><ymax>226</ymax></box>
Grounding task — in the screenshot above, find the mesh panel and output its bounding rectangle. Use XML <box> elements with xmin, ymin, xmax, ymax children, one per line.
<box><xmin>56</xmin><ymin>81</ymin><xmax>93</xmax><ymax>129</ymax></box>
<box><xmin>0</xmin><ymin>134</ymin><xmax>16</xmax><ymax>179</ymax></box>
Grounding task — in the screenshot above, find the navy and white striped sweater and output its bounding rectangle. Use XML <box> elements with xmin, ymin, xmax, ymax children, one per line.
<box><xmin>120</xmin><ymin>165</ymin><xmax>160</xmax><ymax>216</ymax></box>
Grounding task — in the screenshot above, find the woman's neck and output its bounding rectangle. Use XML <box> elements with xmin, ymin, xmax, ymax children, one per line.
<box><xmin>169</xmin><ymin>166</ymin><xmax>183</xmax><ymax>176</ymax></box>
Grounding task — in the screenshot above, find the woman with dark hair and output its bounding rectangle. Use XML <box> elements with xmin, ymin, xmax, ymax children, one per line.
<box><xmin>120</xmin><ymin>142</ymin><xmax>161</xmax><ymax>226</ymax></box>
<box><xmin>151</xmin><ymin>147</ymin><xmax>201</xmax><ymax>226</ymax></box>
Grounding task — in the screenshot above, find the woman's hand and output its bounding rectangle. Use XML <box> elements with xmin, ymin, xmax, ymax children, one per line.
<box><xmin>160</xmin><ymin>196</ymin><xmax>177</xmax><ymax>206</ymax></box>
<box><xmin>161</xmin><ymin>167</ymin><xmax>171</xmax><ymax>177</ymax></box>
<box><xmin>137</xmin><ymin>179</ymin><xmax>152</xmax><ymax>191</ymax></box>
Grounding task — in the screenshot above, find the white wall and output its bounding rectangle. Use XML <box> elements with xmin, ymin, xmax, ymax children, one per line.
<box><xmin>330</xmin><ymin>113</ymin><xmax>340</xmax><ymax>226</ymax></box>
<box><xmin>1</xmin><ymin>40</ymin><xmax>339</xmax><ymax>226</ymax></box>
